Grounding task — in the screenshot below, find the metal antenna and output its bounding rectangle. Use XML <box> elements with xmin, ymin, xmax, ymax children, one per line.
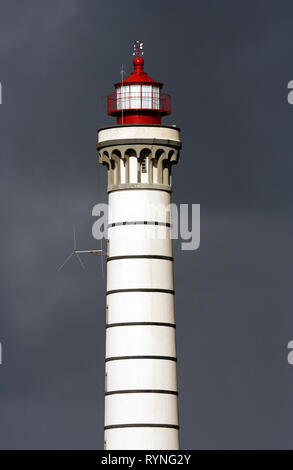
<box><xmin>120</xmin><ymin>64</ymin><xmax>126</xmax><ymax>81</ymax></box>
<box><xmin>120</xmin><ymin>64</ymin><xmax>126</xmax><ymax>124</ymax></box>
<box><xmin>73</xmin><ymin>228</ymin><xmax>86</xmax><ymax>271</ymax></box>
<box><xmin>73</xmin><ymin>226</ymin><xmax>77</xmax><ymax>251</ymax></box>
<box><xmin>76</xmin><ymin>252</ymin><xmax>86</xmax><ymax>271</ymax></box>
<box><xmin>57</xmin><ymin>251</ymin><xmax>74</xmax><ymax>272</ymax></box>
<box><xmin>58</xmin><ymin>228</ymin><xmax>107</xmax><ymax>272</ymax></box>
<box><xmin>57</xmin><ymin>228</ymin><xmax>77</xmax><ymax>272</ymax></box>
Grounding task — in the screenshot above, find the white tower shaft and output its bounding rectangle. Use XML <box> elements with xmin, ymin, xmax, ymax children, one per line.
<box><xmin>98</xmin><ymin>125</ymin><xmax>181</xmax><ymax>450</ymax></box>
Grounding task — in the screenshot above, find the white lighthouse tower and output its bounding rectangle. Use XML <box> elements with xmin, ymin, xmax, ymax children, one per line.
<box><xmin>97</xmin><ymin>41</ymin><xmax>181</xmax><ymax>450</ymax></box>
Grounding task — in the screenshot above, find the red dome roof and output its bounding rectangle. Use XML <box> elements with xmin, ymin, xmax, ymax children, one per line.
<box><xmin>115</xmin><ymin>56</ymin><xmax>162</xmax><ymax>88</ymax></box>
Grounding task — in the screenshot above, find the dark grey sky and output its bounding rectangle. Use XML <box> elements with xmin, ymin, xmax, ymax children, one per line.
<box><xmin>0</xmin><ymin>0</ymin><xmax>293</xmax><ymax>450</ymax></box>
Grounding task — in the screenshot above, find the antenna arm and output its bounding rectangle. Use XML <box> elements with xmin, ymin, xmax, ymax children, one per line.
<box><xmin>73</xmin><ymin>250</ymin><xmax>107</xmax><ymax>256</ymax></box>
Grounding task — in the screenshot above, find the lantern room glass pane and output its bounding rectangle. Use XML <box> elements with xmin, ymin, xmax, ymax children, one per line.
<box><xmin>142</xmin><ymin>85</ymin><xmax>152</xmax><ymax>108</ymax></box>
<box><xmin>152</xmin><ymin>86</ymin><xmax>160</xmax><ymax>109</ymax></box>
<box><xmin>129</xmin><ymin>85</ymin><xmax>140</xmax><ymax>108</ymax></box>
<box><xmin>117</xmin><ymin>85</ymin><xmax>130</xmax><ymax>109</ymax></box>
<box><xmin>116</xmin><ymin>86</ymin><xmax>121</xmax><ymax>109</ymax></box>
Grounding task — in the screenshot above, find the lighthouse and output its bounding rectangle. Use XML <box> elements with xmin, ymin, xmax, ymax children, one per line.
<box><xmin>97</xmin><ymin>41</ymin><xmax>182</xmax><ymax>450</ymax></box>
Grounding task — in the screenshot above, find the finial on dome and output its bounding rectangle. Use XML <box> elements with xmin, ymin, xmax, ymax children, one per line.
<box><xmin>132</xmin><ymin>40</ymin><xmax>144</xmax><ymax>70</ymax></box>
<box><xmin>133</xmin><ymin>40</ymin><xmax>144</xmax><ymax>57</ymax></box>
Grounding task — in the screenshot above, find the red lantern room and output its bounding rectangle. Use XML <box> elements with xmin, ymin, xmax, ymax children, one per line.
<box><xmin>107</xmin><ymin>41</ymin><xmax>171</xmax><ymax>125</ymax></box>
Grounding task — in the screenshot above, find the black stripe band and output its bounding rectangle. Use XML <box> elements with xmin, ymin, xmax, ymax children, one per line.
<box><xmin>106</xmin><ymin>289</ymin><xmax>175</xmax><ymax>295</ymax></box>
<box><xmin>105</xmin><ymin>389</ymin><xmax>178</xmax><ymax>396</ymax></box>
<box><xmin>104</xmin><ymin>424</ymin><xmax>179</xmax><ymax>430</ymax></box>
<box><xmin>107</xmin><ymin>255</ymin><xmax>173</xmax><ymax>262</ymax></box>
<box><xmin>108</xmin><ymin>221</ymin><xmax>171</xmax><ymax>228</ymax></box>
<box><xmin>97</xmin><ymin>123</ymin><xmax>181</xmax><ymax>132</ymax></box>
<box><xmin>105</xmin><ymin>355</ymin><xmax>177</xmax><ymax>363</ymax></box>
<box><xmin>108</xmin><ymin>186</ymin><xmax>172</xmax><ymax>194</ymax></box>
<box><xmin>106</xmin><ymin>322</ymin><xmax>175</xmax><ymax>329</ymax></box>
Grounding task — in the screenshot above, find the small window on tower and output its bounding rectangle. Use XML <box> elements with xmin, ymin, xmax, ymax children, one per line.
<box><xmin>141</xmin><ymin>157</ymin><xmax>147</xmax><ymax>173</ymax></box>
